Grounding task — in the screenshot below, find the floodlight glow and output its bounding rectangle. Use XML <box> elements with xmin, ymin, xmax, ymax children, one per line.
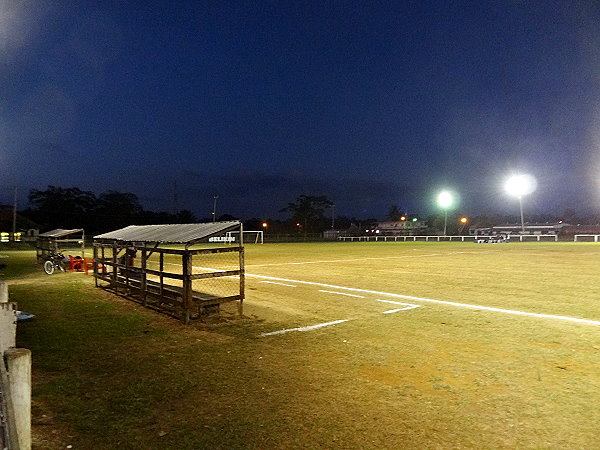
<box><xmin>262</xmin><ymin>222</ymin><xmax>268</xmax><ymax>228</ymax></box>
<box><xmin>400</xmin><ymin>216</ymin><xmax>406</xmax><ymax>221</ymax></box>
<box><xmin>504</xmin><ymin>174</ymin><xmax>537</xmax><ymax>198</ymax></box>
<box><xmin>437</xmin><ymin>191</ymin><xmax>453</xmax><ymax>209</ymax></box>
<box><xmin>460</xmin><ymin>217</ymin><xmax>468</xmax><ymax>224</ymax></box>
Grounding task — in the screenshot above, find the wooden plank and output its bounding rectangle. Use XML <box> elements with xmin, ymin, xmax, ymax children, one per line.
<box><xmin>144</xmin><ymin>268</ymin><xmax>185</xmax><ymax>280</ymax></box>
<box><xmin>189</xmin><ymin>270</ymin><xmax>241</xmax><ymax>280</ymax></box>
<box><xmin>188</xmin><ymin>247</ymin><xmax>242</xmax><ymax>255</ymax></box>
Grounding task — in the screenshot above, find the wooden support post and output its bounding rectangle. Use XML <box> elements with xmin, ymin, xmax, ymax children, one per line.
<box><xmin>159</xmin><ymin>252</ymin><xmax>164</xmax><ymax>298</ymax></box>
<box><xmin>124</xmin><ymin>248</ymin><xmax>130</xmax><ymax>291</ymax></box>
<box><xmin>112</xmin><ymin>244</ymin><xmax>118</xmax><ymax>293</ymax></box>
<box><xmin>141</xmin><ymin>248</ymin><xmax>147</xmax><ymax>306</ymax></box>
<box><xmin>238</xmin><ymin>222</ymin><xmax>245</xmax><ymax>317</ymax></box>
<box><xmin>93</xmin><ymin>245</ymin><xmax>98</xmax><ymax>287</ymax></box>
<box><xmin>182</xmin><ymin>252</ymin><xmax>192</xmax><ymax>324</ymax></box>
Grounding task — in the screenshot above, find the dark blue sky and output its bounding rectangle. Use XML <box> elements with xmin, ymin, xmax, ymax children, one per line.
<box><xmin>2</xmin><ymin>1</ymin><xmax>600</xmax><ymax>219</ymax></box>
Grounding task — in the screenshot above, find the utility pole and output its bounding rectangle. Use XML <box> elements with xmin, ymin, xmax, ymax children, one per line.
<box><xmin>331</xmin><ymin>203</ymin><xmax>335</xmax><ymax>229</ymax></box>
<box><xmin>212</xmin><ymin>195</ymin><xmax>218</xmax><ymax>222</ymax></box>
<box><xmin>12</xmin><ymin>186</ymin><xmax>17</xmax><ymax>240</ymax></box>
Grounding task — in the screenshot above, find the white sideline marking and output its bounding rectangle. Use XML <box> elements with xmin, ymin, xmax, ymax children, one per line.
<box><xmin>382</xmin><ymin>308</ymin><xmax>418</xmax><ymax>314</ymax></box>
<box><xmin>319</xmin><ymin>290</ymin><xmax>365</xmax><ymax>298</ymax></box>
<box><xmin>376</xmin><ymin>299</ymin><xmax>420</xmax><ymax>307</ymax></box>
<box><xmin>246</xmin><ymin>252</ymin><xmax>481</xmax><ymax>267</ymax></box>
<box><xmin>260</xmin><ymin>319</ymin><xmax>350</xmax><ymax>336</ymax></box>
<box><xmin>378</xmin><ymin>299</ymin><xmax>421</xmax><ymax>314</ymax></box>
<box><xmin>245</xmin><ymin>273</ymin><xmax>600</xmax><ymax>327</ymax></box>
<box><xmin>259</xmin><ymin>281</ymin><xmax>297</xmax><ymax>287</ymax></box>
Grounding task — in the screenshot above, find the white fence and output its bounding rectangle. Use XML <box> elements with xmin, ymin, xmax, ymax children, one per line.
<box><xmin>574</xmin><ymin>234</ymin><xmax>600</xmax><ymax>242</ymax></box>
<box><xmin>338</xmin><ymin>234</ymin><xmax>558</xmax><ymax>242</ymax></box>
<box><xmin>0</xmin><ymin>281</ymin><xmax>31</xmax><ymax>450</ymax></box>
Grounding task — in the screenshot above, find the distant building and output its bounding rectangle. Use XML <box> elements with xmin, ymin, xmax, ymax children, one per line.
<box><xmin>470</xmin><ymin>223</ymin><xmax>569</xmax><ymax>236</ymax></box>
<box><xmin>367</xmin><ymin>219</ymin><xmax>428</xmax><ymax>236</ymax></box>
<box><xmin>0</xmin><ymin>205</ymin><xmax>40</xmax><ymax>241</ymax></box>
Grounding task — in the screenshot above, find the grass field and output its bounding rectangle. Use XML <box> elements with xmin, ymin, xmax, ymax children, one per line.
<box><xmin>3</xmin><ymin>241</ymin><xmax>600</xmax><ymax>449</ymax></box>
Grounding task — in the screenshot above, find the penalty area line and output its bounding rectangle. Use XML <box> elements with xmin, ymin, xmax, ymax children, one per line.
<box><xmin>259</xmin><ymin>281</ymin><xmax>297</xmax><ymax>287</ymax></box>
<box><xmin>260</xmin><ymin>319</ymin><xmax>350</xmax><ymax>336</ymax></box>
<box><xmin>319</xmin><ymin>290</ymin><xmax>365</xmax><ymax>298</ymax></box>
<box><xmin>245</xmin><ymin>273</ymin><xmax>600</xmax><ymax>327</ymax></box>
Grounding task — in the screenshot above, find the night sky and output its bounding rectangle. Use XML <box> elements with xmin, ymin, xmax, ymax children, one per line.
<box><xmin>2</xmin><ymin>1</ymin><xmax>600</xmax><ymax>220</ymax></box>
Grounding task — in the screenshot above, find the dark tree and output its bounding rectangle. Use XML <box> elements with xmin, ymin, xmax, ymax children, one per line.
<box><xmin>281</xmin><ymin>195</ymin><xmax>333</xmax><ymax>235</ymax></box>
<box><xmin>94</xmin><ymin>190</ymin><xmax>143</xmax><ymax>231</ymax></box>
<box><xmin>386</xmin><ymin>205</ymin><xmax>401</xmax><ymax>221</ymax></box>
<box><xmin>176</xmin><ymin>209</ymin><xmax>197</xmax><ymax>223</ymax></box>
<box><xmin>28</xmin><ymin>186</ymin><xmax>97</xmax><ymax>230</ymax></box>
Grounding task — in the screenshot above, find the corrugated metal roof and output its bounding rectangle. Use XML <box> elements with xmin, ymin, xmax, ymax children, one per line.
<box><xmin>38</xmin><ymin>228</ymin><xmax>84</xmax><ymax>238</ymax></box>
<box><xmin>93</xmin><ymin>221</ymin><xmax>240</xmax><ymax>244</ymax></box>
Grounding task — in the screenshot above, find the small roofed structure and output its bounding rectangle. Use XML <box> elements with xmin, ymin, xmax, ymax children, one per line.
<box><xmin>36</xmin><ymin>228</ymin><xmax>85</xmax><ymax>263</ymax></box>
<box><xmin>93</xmin><ymin>221</ymin><xmax>245</xmax><ymax>324</ymax></box>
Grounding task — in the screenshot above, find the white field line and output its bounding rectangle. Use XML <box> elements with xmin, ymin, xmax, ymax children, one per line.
<box><xmin>259</xmin><ymin>281</ymin><xmax>297</xmax><ymax>287</ymax></box>
<box><xmin>246</xmin><ymin>252</ymin><xmax>482</xmax><ymax>268</ymax></box>
<box><xmin>319</xmin><ymin>290</ymin><xmax>365</xmax><ymax>298</ymax></box>
<box><xmin>382</xmin><ymin>307</ymin><xmax>419</xmax><ymax>314</ymax></box>
<box><xmin>245</xmin><ymin>273</ymin><xmax>600</xmax><ymax>327</ymax></box>
<box><xmin>260</xmin><ymin>319</ymin><xmax>350</xmax><ymax>336</ymax></box>
<box><xmin>161</xmin><ymin>261</ymin><xmax>600</xmax><ymax>327</ymax></box>
<box><xmin>376</xmin><ymin>299</ymin><xmax>420</xmax><ymax>307</ymax></box>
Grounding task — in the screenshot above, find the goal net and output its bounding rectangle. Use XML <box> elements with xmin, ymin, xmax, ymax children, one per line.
<box><xmin>225</xmin><ymin>230</ymin><xmax>264</xmax><ymax>244</ymax></box>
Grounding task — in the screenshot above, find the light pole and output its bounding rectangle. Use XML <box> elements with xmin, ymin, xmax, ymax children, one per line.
<box><xmin>437</xmin><ymin>191</ymin><xmax>454</xmax><ymax>236</ymax></box>
<box><xmin>504</xmin><ymin>174</ymin><xmax>537</xmax><ymax>233</ymax></box>
<box><xmin>212</xmin><ymin>195</ymin><xmax>218</xmax><ymax>222</ymax></box>
<box><xmin>331</xmin><ymin>203</ymin><xmax>335</xmax><ymax>229</ymax></box>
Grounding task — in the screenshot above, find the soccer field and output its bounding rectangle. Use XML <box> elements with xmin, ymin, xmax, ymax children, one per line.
<box><xmin>237</xmin><ymin>241</ymin><xmax>600</xmax><ymax>447</ymax></box>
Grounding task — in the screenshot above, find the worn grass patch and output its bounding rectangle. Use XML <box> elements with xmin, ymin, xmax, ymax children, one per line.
<box><xmin>3</xmin><ymin>242</ymin><xmax>600</xmax><ymax>448</ymax></box>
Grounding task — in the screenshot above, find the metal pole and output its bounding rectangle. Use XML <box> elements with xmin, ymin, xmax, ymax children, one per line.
<box><xmin>212</xmin><ymin>196</ymin><xmax>218</xmax><ymax>222</ymax></box>
<box><xmin>331</xmin><ymin>204</ymin><xmax>335</xmax><ymax>229</ymax></box>
<box><xmin>443</xmin><ymin>210</ymin><xmax>447</xmax><ymax>236</ymax></box>
<box><xmin>519</xmin><ymin>196</ymin><xmax>525</xmax><ymax>233</ymax></box>
<box><xmin>12</xmin><ymin>186</ymin><xmax>17</xmax><ymax>240</ymax></box>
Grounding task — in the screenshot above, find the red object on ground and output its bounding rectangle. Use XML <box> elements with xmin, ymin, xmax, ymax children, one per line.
<box><xmin>68</xmin><ymin>255</ymin><xmax>84</xmax><ymax>271</ymax></box>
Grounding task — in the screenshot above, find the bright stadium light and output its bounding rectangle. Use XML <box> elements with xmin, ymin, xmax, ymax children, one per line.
<box><xmin>437</xmin><ymin>190</ymin><xmax>454</xmax><ymax>236</ymax></box>
<box><xmin>504</xmin><ymin>174</ymin><xmax>537</xmax><ymax>233</ymax></box>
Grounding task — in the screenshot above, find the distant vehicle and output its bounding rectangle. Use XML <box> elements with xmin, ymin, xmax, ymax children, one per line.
<box><xmin>476</xmin><ymin>234</ymin><xmax>509</xmax><ymax>244</ymax></box>
<box><xmin>43</xmin><ymin>252</ymin><xmax>66</xmax><ymax>275</ymax></box>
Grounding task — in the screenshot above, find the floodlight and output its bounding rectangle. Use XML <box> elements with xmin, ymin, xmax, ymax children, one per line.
<box><xmin>262</xmin><ymin>222</ymin><xmax>268</xmax><ymax>228</ymax></box>
<box><xmin>504</xmin><ymin>174</ymin><xmax>537</xmax><ymax>198</ymax></box>
<box><xmin>437</xmin><ymin>191</ymin><xmax>453</xmax><ymax>209</ymax></box>
<box><xmin>460</xmin><ymin>217</ymin><xmax>468</xmax><ymax>224</ymax></box>
<box><xmin>412</xmin><ymin>218</ymin><xmax>418</xmax><ymax>222</ymax></box>
<box><xmin>400</xmin><ymin>216</ymin><xmax>406</xmax><ymax>221</ymax></box>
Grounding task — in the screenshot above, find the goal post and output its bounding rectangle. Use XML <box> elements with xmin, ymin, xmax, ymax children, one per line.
<box><xmin>225</xmin><ymin>230</ymin><xmax>264</xmax><ymax>244</ymax></box>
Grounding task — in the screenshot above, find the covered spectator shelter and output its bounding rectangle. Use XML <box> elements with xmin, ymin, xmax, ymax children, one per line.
<box><xmin>93</xmin><ymin>221</ymin><xmax>245</xmax><ymax>324</ymax></box>
<box><xmin>36</xmin><ymin>228</ymin><xmax>85</xmax><ymax>263</ymax></box>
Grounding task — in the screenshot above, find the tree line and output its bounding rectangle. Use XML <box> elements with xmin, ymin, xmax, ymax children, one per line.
<box><xmin>16</xmin><ymin>186</ymin><xmax>597</xmax><ymax>236</ymax></box>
